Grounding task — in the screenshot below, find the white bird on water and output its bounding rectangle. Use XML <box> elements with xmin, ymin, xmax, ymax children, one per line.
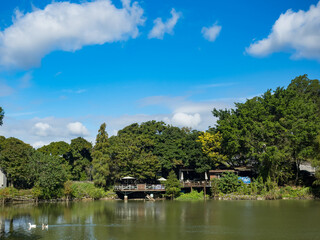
<box><xmin>42</xmin><ymin>223</ymin><xmax>48</xmax><ymax>230</ymax></box>
<box><xmin>28</xmin><ymin>223</ymin><xmax>36</xmax><ymax>230</ymax></box>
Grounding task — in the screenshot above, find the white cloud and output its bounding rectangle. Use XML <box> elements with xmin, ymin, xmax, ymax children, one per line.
<box><xmin>148</xmin><ymin>8</ymin><xmax>181</xmax><ymax>39</ymax></box>
<box><xmin>32</xmin><ymin>141</ymin><xmax>49</xmax><ymax>149</ymax></box>
<box><xmin>0</xmin><ymin>117</ymin><xmax>93</xmax><ymax>148</ymax></box>
<box><xmin>67</xmin><ymin>122</ymin><xmax>89</xmax><ymax>136</ymax></box>
<box><xmin>170</xmin><ymin>112</ymin><xmax>201</xmax><ymax>128</ymax></box>
<box><xmin>0</xmin><ymin>0</ymin><xmax>145</xmax><ymax>69</ymax></box>
<box><xmin>201</xmin><ymin>23</ymin><xmax>221</xmax><ymax>42</ymax></box>
<box><xmin>33</xmin><ymin>122</ymin><xmax>52</xmax><ymax>136</ymax></box>
<box><xmin>246</xmin><ymin>1</ymin><xmax>320</xmax><ymax>60</ymax></box>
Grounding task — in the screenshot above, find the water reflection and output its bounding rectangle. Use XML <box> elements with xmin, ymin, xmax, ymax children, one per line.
<box><xmin>1</xmin><ymin>200</ymin><xmax>320</xmax><ymax>240</ymax></box>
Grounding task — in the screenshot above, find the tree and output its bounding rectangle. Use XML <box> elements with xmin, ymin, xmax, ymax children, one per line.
<box><xmin>92</xmin><ymin>123</ymin><xmax>111</xmax><ymax>187</ymax></box>
<box><xmin>164</xmin><ymin>170</ymin><xmax>181</xmax><ymax>199</ymax></box>
<box><xmin>0</xmin><ymin>107</ymin><xmax>4</xmax><ymax>126</ymax></box>
<box><xmin>197</xmin><ymin>131</ymin><xmax>227</xmax><ymax>169</ymax></box>
<box><xmin>212</xmin><ymin>75</ymin><xmax>320</xmax><ymax>184</ymax></box>
<box><xmin>0</xmin><ymin>137</ymin><xmax>33</xmax><ymax>188</ymax></box>
<box><xmin>27</xmin><ymin>151</ymin><xmax>68</xmax><ymax>199</ymax></box>
<box><xmin>69</xmin><ymin>137</ymin><xmax>93</xmax><ymax>181</ymax></box>
<box><xmin>38</xmin><ymin>141</ymin><xmax>72</xmax><ymax>179</ymax></box>
<box><xmin>109</xmin><ymin>130</ymin><xmax>160</xmax><ymax>182</ymax></box>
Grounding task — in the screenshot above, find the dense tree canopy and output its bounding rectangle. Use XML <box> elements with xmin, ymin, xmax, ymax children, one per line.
<box><xmin>0</xmin><ymin>137</ymin><xmax>33</xmax><ymax>188</ymax></box>
<box><xmin>0</xmin><ymin>107</ymin><xmax>4</xmax><ymax>126</ymax></box>
<box><xmin>213</xmin><ymin>75</ymin><xmax>320</xmax><ymax>184</ymax></box>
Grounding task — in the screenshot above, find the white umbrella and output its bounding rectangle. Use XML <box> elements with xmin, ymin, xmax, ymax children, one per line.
<box><xmin>158</xmin><ymin>177</ymin><xmax>167</xmax><ymax>181</ymax></box>
<box><xmin>180</xmin><ymin>172</ymin><xmax>184</xmax><ymax>181</ymax></box>
<box><xmin>205</xmin><ymin>172</ymin><xmax>208</xmax><ymax>180</ymax></box>
<box><xmin>122</xmin><ymin>176</ymin><xmax>135</xmax><ymax>180</ymax></box>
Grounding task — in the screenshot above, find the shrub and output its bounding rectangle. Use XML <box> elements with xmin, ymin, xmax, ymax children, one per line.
<box><xmin>176</xmin><ymin>190</ymin><xmax>205</xmax><ymax>200</ymax></box>
<box><xmin>218</xmin><ymin>172</ymin><xmax>241</xmax><ymax>194</ymax></box>
<box><xmin>67</xmin><ymin>182</ymin><xmax>106</xmax><ymax>199</ymax></box>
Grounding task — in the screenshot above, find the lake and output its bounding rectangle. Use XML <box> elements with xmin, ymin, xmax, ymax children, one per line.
<box><xmin>1</xmin><ymin>200</ymin><xmax>320</xmax><ymax>240</ymax></box>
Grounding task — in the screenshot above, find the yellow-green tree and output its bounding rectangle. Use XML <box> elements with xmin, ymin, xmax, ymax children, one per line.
<box><xmin>197</xmin><ymin>132</ymin><xmax>227</xmax><ymax>167</ymax></box>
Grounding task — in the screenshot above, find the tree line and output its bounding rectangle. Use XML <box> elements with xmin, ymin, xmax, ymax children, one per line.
<box><xmin>0</xmin><ymin>75</ymin><xmax>320</xmax><ymax>198</ymax></box>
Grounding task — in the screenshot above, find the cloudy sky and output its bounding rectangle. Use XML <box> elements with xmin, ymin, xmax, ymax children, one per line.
<box><xmin>0</xmin><ymin>0</ymin><xmax>320</xmax><ymax>148</ymax></box>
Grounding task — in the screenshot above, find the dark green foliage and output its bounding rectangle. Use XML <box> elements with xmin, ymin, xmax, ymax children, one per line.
<box><xmin>216</xmin><ymin>172</ymin><xmax>241</xmax><ymax>194</ymax></box>
<box><xmin>38</xmin><ymin>141</ymin><xmax>72</xmax><ymax>179</ymax></box>
<box><xmin>69</xmin><ymin>137</ymin><xmax>93</xmax><ymax>181</ymax></box>
<box><xmin>27</xmin><ymin>151</ymin><xmax>68</xmax><ymax>199</ymax></box>
<box><xmin>164</xmin><ymin>170</ymin><xmax>181</xmax><ymax>199</ymax></box>
<box><xmin>213</xmin><ymin>75</ymin><xmax>320</xmax><ymax>184</ymax></box>
<box><xmin>109</xmin><ymin>127</ymin><xmax>161</xmax><ymax>182</ymax></box>
<box><xmin>0</xmin><ymin>107</ymin><xmax>4</xmax><ymax>126</ymax></box>
<box><xmin>92</xmin><ymin>123</ymin><xmax>111</xmax><ymax>186</ymax></box>
<box><xmin>0</xmin><ymin>137</ymin><xmax>33</xmax><ymax>188</ymax></box>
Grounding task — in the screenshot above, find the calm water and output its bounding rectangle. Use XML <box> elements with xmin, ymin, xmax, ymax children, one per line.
<box><xmin>1</xmin><ymin>200</ymin><xmax>320</xmax><ymax>240</ymax></box>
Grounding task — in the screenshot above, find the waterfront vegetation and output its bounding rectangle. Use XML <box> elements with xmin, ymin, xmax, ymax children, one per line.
<box><xmin>1</xmin><ymin>75</ymin><xmax>320</xmax><ymax>201</ymax></box>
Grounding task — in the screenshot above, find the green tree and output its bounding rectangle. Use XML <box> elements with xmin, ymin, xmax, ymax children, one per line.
<box><xmin>217</xmin><ymin>172</ymin><xmax>241</xmax><ymax>194</ymax></box>
<box><xmin>164</xmin><ymin>170</ymin><xmax>181</xmax><ymax>199</ymax></box>
<box><xmin>0</xmin><ymin>137</ymin><xmax>33</xmax><ymax>188</ymax></box>
<box><xmin>0</xmin><ymin>107</ymin><xmax>4</xmax><ymax>126</ymax></box>
<box><xmin>109</xmin><ymin>130</ymin><xmax>160</xmax><ymax>181</ymax></box>
<box><xmin>38</xmin><ymin>141</ymin><xmax>72</xmax><ymax>178</ymax></box>
<box><xmin>92</xmin><ymin>123</ymin><xmax>111</xmax><ymax>187</ymax></box>
<box><xmin>212</xmin><ymin>75</ymin><xmax>320</xmax><ymax>184</ymax></box>
<box><xmin>27</xmin><ymin>151</ymin><xmax>67</xmax><ymax>199</ymax></box>
<box><xmin>69</xmin><ymin>137</ymin><xmax>93</xmax><ymax>181</ymax></box>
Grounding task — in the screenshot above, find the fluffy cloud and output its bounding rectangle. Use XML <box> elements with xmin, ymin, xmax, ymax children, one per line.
<box><xmin>33</xmin><ymin>122</ymin><xmax>52</xmax><ymax>136</ymax></box>
<box><xmin>67</xmin><ymin>122</ymin><xmax>89</xmax><ymax>136</ymax></box>
<box><xmin>0</xmin><ymin>0</ymin><xmax>144</xmax><ymax>69</ymax></box>
<box><xmin>0</xmin><ymin>117</ymin><xmax>93</xmax><ymax>148</ymax></box>
<box><xmin>170</xmin><ymin>112</ymin><xmax>201</xmax><ymax>128</ymax></box>
<box><xmin>201</xmin><ymin>23</ymin><xmax>222</xmax><ymax>42</ymax></box>
<box><xmin>148</xmin><ymin>8</ymin><xmax>181</xmax><ymax>39</ymax></box>
<box><xmin>246</xmin><ymin>1</ymin><xmax>320</xmax><ymax>60</ymax></box>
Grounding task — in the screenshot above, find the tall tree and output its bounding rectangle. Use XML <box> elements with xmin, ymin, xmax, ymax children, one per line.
<box><xmin>0</xmin><ymin>137</ymin><xmax>33</xmax><ymax>188</ymax></box>
<box><xmin>164</xmin><ymin>170</ymin><xmax>181</xmax><ymax>199</ymax></box>
<box><xmin>38</xmin><ymin>141</ymin><xmax>72</xmax><ymax>178</ymax></box>
<box><xmin>197</xmin><ymin>131</ymin><xmax>227</xmax><ymax>169</ymax></box>
<box><xmin>69</xmin><ymin>137</ymin><xmax>93</xmax><ymax>181</ymax></box>
<box><xmin>92</xmin><ymin>123</ymin><xmax>110</xmax><ymax>187</ymax></box>
<box><xmin>0</xmin><ymin>107</ymin><xmax>4</xmax><ymax>126</ymax></box>
<box><xmin>27</xmin><ymin>151</ymin><xmax>68</xmax><ymax>198</ymax></box>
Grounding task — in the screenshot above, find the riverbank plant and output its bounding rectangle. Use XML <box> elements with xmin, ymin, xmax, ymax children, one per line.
<box><xmin>68</xmin><ymin>182</ymin><xmax>106</xmax><ymax>199</ymax></box>
<box><xmin>176</xmin><ymin>190</ymin><xmax>205</xmax><ymax>200</ymax></box>
<box><xmin>164</xmin><ymin>170</ymin><xmax>181</xmax><ymax>199</ymax></box>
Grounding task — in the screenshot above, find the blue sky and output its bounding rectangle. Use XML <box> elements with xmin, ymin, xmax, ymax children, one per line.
<box><xmin>0</xmin><ymin>0</ymin><xmax>320</xmax><ymax>147</ymax></box>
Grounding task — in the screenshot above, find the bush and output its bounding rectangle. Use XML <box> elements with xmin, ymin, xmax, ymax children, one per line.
<box><xmin>67</xmin><ymin>182</ymin><xmax>106</xmax><ymax>199</ymax></box>
<box><xmin>176</xmin><ymin>190</ymin><xmax>205</xmax><ymax>200</ymax></box>
<box><xmin>218</xmin><ymin>172</ymin><xmax>241</xmax><ymax>194</ymax></box>
<box><xmin>211</xmin><ymin>178</ymin><xmax>220</xmax><ymax>197</ymax></box>
<box><xmin>0</xmin><ymin>187</ymin><xmax>18</xmax><ymax>203</ymax></box>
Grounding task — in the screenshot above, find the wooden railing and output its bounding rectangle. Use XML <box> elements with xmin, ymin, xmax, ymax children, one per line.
<box><xmin>114</xmin><ymin>181</ymin><xmax>211</xmax><ymax>191</ymax></box>
<box><xmin>114</xmin><ymin>184</ymin><xmax>165</xmax><ymax>191</ymax></box>
<box><xmin>181</xmin><ymin>180</ymin><xmax>211</xmax><ymax>188</ymax></box>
